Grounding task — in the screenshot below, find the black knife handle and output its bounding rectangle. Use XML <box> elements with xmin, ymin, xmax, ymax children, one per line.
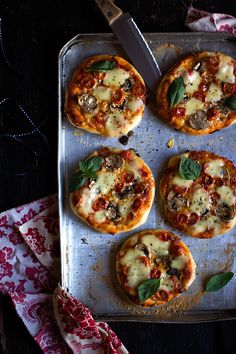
<box><xmin>95</xmin><ymin>0</ymin><xmax>123</xmax><ymax>25</ymax></box>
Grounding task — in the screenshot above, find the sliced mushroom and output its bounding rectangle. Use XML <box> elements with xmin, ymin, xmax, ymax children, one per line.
<box><xmin>193</xmin><ymin>61</ymin><xmax>202</xmax><ymax>71</ymax></box>
<box><xmin>167</xmin><ymin>268</ymin><xmax>180</xmax><ymax>277</ymax></box>
<box><xmin>189</xmin><ymin>110</ymin><xmax>211</xmax><ymax>130</ymax></box>
<box><xmin>109</xmin><ymin>100</ymin><xmax>127</xmax><ymax>112</ymax></box>
<box><xmin>167</xmin><ymin>191</ymin><xmax>187</xmax><ymax>212</ymax></box>
<box><xmin>135</xmin><ymin>243</ymin><xmax>150</xmax><ymax>257</ymax></box>
<box><xmin>216</xmin><ymin>203</ymin><xmax>235</xmax><ymax>221</ymax></box>
<box><xmin>121</xmin><ymin>78</ymin><xmax>132</xmax><ymax>91</ymax></box>
<box><xmin>104</xmin><ymin>155</ymin><xmax>123</xmax><ymax>170</ymax></box>
<box><xmin>105</xmin><ymin>202</ymin><xmax>121</xmax><ymax>221</ymax></box>
<box><xmin>215</xmin><ymin>102</ymin><xmax>229</xmax><ymax>116</ymax></box>
<box><xmin>117</xmin><ymin>185</ymin><xmax>135</xmax><ymax>199</ymax></box>
<box><xmin>78</xmin><ymin>94</ymin><xmax>97</xmax><ymax>112</ymax></box>
<box><xmin>219</xmin><ymin>167</ymin><xmax>230</xmax><ymax>179</ymax></box>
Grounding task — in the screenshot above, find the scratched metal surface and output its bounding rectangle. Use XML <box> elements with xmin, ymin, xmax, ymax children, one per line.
<box><xmin>58</xmin><ymin>33</ymin><xmax>236</xmax><ymax>322</ymax></box>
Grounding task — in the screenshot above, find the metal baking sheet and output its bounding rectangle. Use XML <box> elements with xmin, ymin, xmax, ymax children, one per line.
<box><xmin>58</xmin><ymin>33</ymin><xmax>236</xmax><ymax>322</ymax></box>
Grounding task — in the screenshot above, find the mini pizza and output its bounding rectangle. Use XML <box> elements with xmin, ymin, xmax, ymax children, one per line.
<box><xmin>159</xmin><ymin>151</ymin><xmax>236</xmax><ymax>238</ymax></box>
<box><xmin>65</xmin><ymin>55</ymin><xmax>146</xmax><ymax>137</ymax></box>
<box><xmin>70</xmin><ymin>147</ymin><xmax>155</xmax><ymax>234</ymax></box>
<box><xmin>157</xmin><ymin>51</ymin><xmax>236</xmax><ymax>135</ymax></box>
<box><xmin>116</xmin><ymin>229</ymin><xmax>196</xmax><ymax>307</ymax></box>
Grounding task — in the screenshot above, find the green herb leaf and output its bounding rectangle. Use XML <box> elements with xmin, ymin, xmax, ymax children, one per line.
<box><xmin>223</xmin><ymin>96</ymin><xmax>236</xmax><ymax>112</ymax></box>
<box><xmin>179</xmin><ymin>156</ymin><xmax>201</xmax><ymax>180</ymax></box>
<box><xmin>205</xmin><ymin>272</ymin><xmax>234</xmax><ymax>292</ymax></box>
<box><xmin>86</xmin><ymin>60</ymin><xmax>116</xmax><ymax>72</ymax></box>
<box><xmin>84</xmin><ymin>156</ymin><xmax>103</xmax><ymax>172</ymax></box>
<box><xmin>138</xmin><ymin>278</ymin><xmax>161</xmax><ymax>302</ymax></box>
<box><xmin>70</xmin><ymin>156</ymin><xmax>103</xmax><ymax>192</ymax></box>
<box><xmin>167</xmin><ymin>77</ymin><xmax>185</xmax><ymax>106</ymax></box>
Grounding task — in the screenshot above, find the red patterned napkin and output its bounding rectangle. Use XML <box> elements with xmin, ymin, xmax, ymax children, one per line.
<box><xmin>0</xmin><ymin>195</ymin><xmax>128</xmax><ymax>354</ymax></box>
<box><xmin>185</xmin><ymin>6</ymin><xmax>236</xmax><ymax>35</ymax></box>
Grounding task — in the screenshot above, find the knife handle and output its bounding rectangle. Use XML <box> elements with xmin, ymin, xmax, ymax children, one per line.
<box><xmin>95</xmin><ymin>0</ymin><xmax>123</xmax><ymax>25</ymax></box>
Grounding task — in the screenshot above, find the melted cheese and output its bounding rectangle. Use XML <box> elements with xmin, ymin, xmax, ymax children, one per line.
<box><xmin>215</xmin><ymin>56</ymin><xmax>235</xmax><ymax>83</ymax></box>
<box><xmin>119</xmin><ymin>199</ymin><xmax>133</xmax><ymax>217</ymax></box>
<box><xmin>217</xmin><ymin>186</ymin><xmax>234</xmax><ymax>206</ymax></box>
<box><xmin>193</xmin><ymin>215</ymin><xmax>222</xmax><ymax>235</ymax></box>
<box><xmin>192</xmin><ymin>219</ymin><xmax>208</xmax><ymax>234</ymax></box>
<box><xmin>103</xmin><ymin>68</ymin><xmax>130</xmax><ymax>86</ymax></box>
<box><xmin>171</xmin><ymin>255</ymin><xmax>187</xmax><ymax>270</ymax></box>
<box><xmin>80</xmin><ymin>185</ymin><xmax>99</xmax><ymax>214</ymax></box>
<box><xmin>205</xmin><ymin>159</ymin><xmax>224</xmax><ymax>177</ymax></box>
<box><xmin>183</xmin><ymin>70</ymin><xmax>201</xmax><ymax>94</ymax></box>
<box><xmin>159</xmin><ymin>273</ymin><xmax>174</xmax><ymax>291</ymax></box>
<box><xmin>96</xmin><ymin>171</ymin><xmax>116</xmax><ymax>194</ymax></box>
<box><xmin>185</xmin><ymin>98</ymin><xmax>204</xmax><ymax>116</ymax></box>
<box><xmin>189</xmin><ymin>188</ymin><xmax>210</xmax><ymax>215</ymax></box>
<box><xmin>127</xmin><ymin>97</ymin><xmax>143</xmax><ymax>112</ymax></box>
<box><xmin>172</xmin><ymin>172</ymin><xmax>193</xmax><ymax>189</ymax></box>
<box><xmin>93</xmin><ymin>210</ymin><xmax>107</xmax><ymax>223</ymax></box>
<box><xmin>126</xmin><ymin>161</ymin><xmax>141</xmax><ymax>179</ymax></box>
<box><xmin>206</xmin><ymin>83</ymin><xmax>222</xmax><ymax>102</ymax></box>
<box><xmin>141</xmin><ymin>235</ymin><xmax>170</xmax><ymax>256</ymax></box>
<box><xmin>106</xmin><ymin>112</ymin><xmax>126</xmax><ymax>132</ymax></box>
<box><xmin>120</xmin><ymin>248</ymin><xmax>150</xmax><ymax>288</ymax></box>
<box><xmin>93</xmin><ymin>86</ymin><xmax>112</xmax><ymax>101</ymax></box>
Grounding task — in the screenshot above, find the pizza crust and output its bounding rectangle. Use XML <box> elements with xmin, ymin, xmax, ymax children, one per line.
<box><xmin>157</xmin><ymin>51</ymin><xmax>236</xmax><ymax>135</ymax></box>
<box><xmin>116</xmin><ymin>229</ymin><xmax>196</xmax><ymax>307</ymax></box>
<box><xmin>159</xmin><ymin>151</ymin><xmax>236</xmax><ymax>238</ymax></box>
<box><xmin>70</xmin><ymin>147</ymin><xmax>155</xmax><ymax>234</ymax></box>
<box><xmin>65</xmin><ymin>55</ymin><xmax>146</xmax><ymax>137</ymax></box>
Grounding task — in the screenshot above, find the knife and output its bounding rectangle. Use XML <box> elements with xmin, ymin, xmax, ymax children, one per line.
<box><xmin>95</xmin><ymin>0</ymin><xmax>162</xmax><ymax>93</ymax></box>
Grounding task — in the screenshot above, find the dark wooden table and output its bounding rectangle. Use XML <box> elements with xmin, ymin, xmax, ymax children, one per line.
<box><xmin>0</xmin><ymin>0</ymin><xmax>236</xmax><ymax>353</ymax></box>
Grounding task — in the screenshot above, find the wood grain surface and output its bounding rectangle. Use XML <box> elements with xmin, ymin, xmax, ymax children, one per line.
<box><xmin>0</xmin><ymin>0</ymin><xmax>236</xmax><ymax>353</ymax></box>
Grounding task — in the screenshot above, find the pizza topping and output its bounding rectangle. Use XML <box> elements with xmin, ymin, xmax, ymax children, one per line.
<box><xmin>135</xmin><ymin>243</ymin><xmax>150</xmax><ymax>257</ymax></box>
<box><xmin>93</xmin><ymin>198</ymin><xmax>106</xmax><ymax>211</ymax></box>
<box><xmin>78</xmin><ymin>94</ymin><xmax>98</xmax><ymax>112</ymax></box>
<box><xmin>170</xmin><ymin>254</ymin><xmax>187</xmax><ymax>270</ymax></box>
<box><xmin>189</xmin><ymin>110</ymin><xmax>210</xmax><ymax>130</ymax></box>
<box><xmin>105</xmin><ymin>202</ymin><xmax>121</xmax><ymax>221</ymax></box>
<box><xmin>189</xmin><ymin>188</ymin><xmax>210</xmax><ymax>215</ymax></box>
<box><xmin>215</xmin><ymin>56</ymin><xmax>235</xmax><ymax>83</ymax></box>
<box><xmin>215</xmin><ymin>204</ymin><xmax>235</xmax><ymax>221</ymax></box>
<box><xmin>167</xmin><ymin>77</ymin><xmax>185</xmax><ymax>106</ymax></box>
<box><xmin>216</xmin><ymin>186</ymin><xmax>234</xmax><ymax>206</ymax></box>
<box><xmin>206</xmin><ymin>83</ymin><xmax>223</xmax><ymax>102</ymax></box>
<box><xmin>204</xmin><ymin>159</ymin><xmax>225</xmax><ymax>178</ymax></box>
<box><xmin>193</xmin><ymin>61</ymin><xmax>202</xmax><ymax>71</ymax></box>
<box><xmin>183</xmin><ymin>70</ymin><xmax>201</xmax><ymax>94</ymax></box>
<box><xmin>141</xmin><ymin>234</ymin><xmax>170</xmax><ymax>256</ymax></box>
<box><xmin>104</xmin><ymin>155</ymin><xmax>123</xmax><ymax>170</ymax></box>
<box><xmin>111</xmin><ymin>89</ymin><xmax>126</xmax><ymax>105</ymax></box>
<box><xmin>121</xmin><ymin>78</ymin><xmax>132</xmax><ymax>91</ymax></box>
<box><xmin>93</xmin><ymin>86</ymin><xmax>112</xmax><ymax>101</ymax></box>
<box><xmin>86</xmin><ymin>59</ymin><xmax>117</xmax><ymax>72</ymax></box>
<box><xmin>93</xmin><ymin>210</ymin><xmax>107</xmax><ymax>223</ymax></box>
<box><xmin>188</xmin><ymin>212</ymin><xmax>200</xmax><ymax>225</ymax></box>
<box><xmin>167</xmin><ymin>191</ymin><xmax>187</xmax><ymax>212</ymax></box>
<box><xmin>223</xmin><ymin>96</ymin><xmax>236</xmax><ymax>112</ymax></box>
<box><xmin>138</xmin><ymin>278</ymin><xmax>161</xmax><ymax>302</ymax></box>
<box><xmin>103</xmin><ymin>68</ymin><xmax>130</xmax><ymax>86</ymax></box>
<box><xmin>179</xmin><ymin>157</ymin><xmax>201</xmax><ymax>180</ymax></box>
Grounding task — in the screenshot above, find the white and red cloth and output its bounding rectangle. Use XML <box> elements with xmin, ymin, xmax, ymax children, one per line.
<box><xmin>185</xmin><ymin>6</ymin><xmax>236</xmax><ymax>35</ymax></box>
<box><xmin>0</xmin><ymin>195</ymin><xmax>128</xmax><ymax>354</ymax></box>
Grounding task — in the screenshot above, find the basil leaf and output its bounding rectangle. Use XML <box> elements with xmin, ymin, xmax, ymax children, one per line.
<box><xmin>205</xmin><ymin>272</ymin><xmax>234</xmax><ymax>292</ymax></box>
<box><xmin>179</xmin><ymin>156</ymin><xmax>201</xmax><ymax>180</ymax></box>
<box><xmin>138</xmin><ymin>278</ymin><xmax>161</xmax><ymax>302</ymax></box>
<box><xmin>86</xmin><ymin>60</ymin><xmax>116</xmax><ymax>72</ymax></box>
<box><xmin>70</xmin><ymin>171</ymin><xmax>86</xmax><ymax>192</ymax></box>
<box><xmin>70</xmin><ymin>156</ymin><xmax>103</xmax><ymax>192</ymax></box>
<box><xmin>84</xmin><ymin>156</ymin><xmax>103</xmax><ymax>172</ymax></box>
<box><xmin>224</xmin><ymin>96</ymin><xmax>236</xmax><ymax>112</ymax></box>
<box><xmin>167</xmin><ymin>77</ymin><xmax>185</xmax><ymax>106</ymax></box>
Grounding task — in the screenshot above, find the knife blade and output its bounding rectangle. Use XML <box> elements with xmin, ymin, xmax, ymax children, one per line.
<box><xmin>95</xmin><ymin>0</ymin><xmax>162</xmax><ymax>93</ymax></box>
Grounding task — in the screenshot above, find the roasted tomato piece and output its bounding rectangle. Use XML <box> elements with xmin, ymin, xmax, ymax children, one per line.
<box><xmin>172</xmin><ymin>107</ymin><xmax>186</xmax><ymax>117</ymax></box>
<box><xmin>93</xmin><ymin>198</ymin><xmax>106</xmax><ymax>211</ymax></box>
<box><xmin>111</xmin><ymin>89</ymin><xmax>125</xmax><ymax>105</ymax></box>
<box><xmin>120</xmin><ymin>150</ymin><xmax>133</xmax><ymax>160</ymax></box>
<box><xmin>188</xmin><ymin>212</ymin><xmax>200</xmax><ymax>225</ymax></box>
<box><xmin>132</xmin><ymin>82</ymin><xmax>146</xmax><ymax>99</ymax></box>
<box><xmin>173</xmin><ymin>185</ymin><xmax>187</xmax><ymax>194</ymax></box>
<box><xmin>124</xmin><ymin>171</ymin><xmax>134</xmax><ymax>183</ymax></box>
<box><xmin>176</xmin><ymin>213</ymin><xmax>188</xmax><ymax>225</ymax></box>
<box><xmin>80</xmin><ymin>76</ymin><xmax>96</xmax><ymax>88</ymax></box>
<box><xmin>201</xmin><ymin>174</ymin><xmax>213</xmax><ymax>187</ymax></box>
<box><xmin>150</xmin><ymin>268</ymin><xmax>161</xmax><ymax>279</ymax></box>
